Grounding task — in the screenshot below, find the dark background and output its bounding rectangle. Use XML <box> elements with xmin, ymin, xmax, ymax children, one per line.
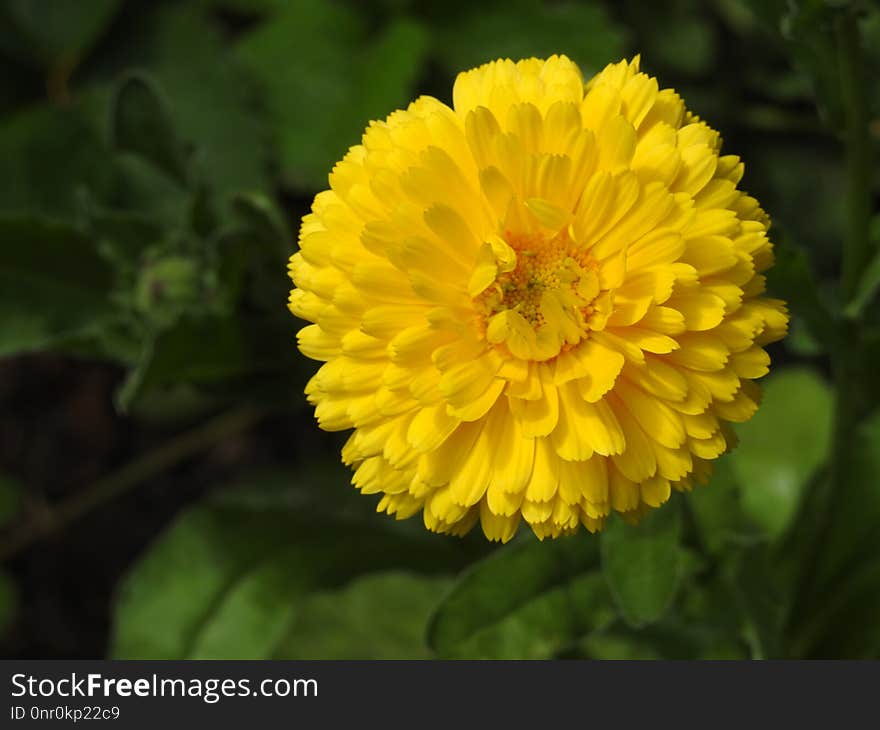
<box><xmin>0</xmin><ymin>0</ymin><xmax>877</xmax><ymax>660</ymax></box>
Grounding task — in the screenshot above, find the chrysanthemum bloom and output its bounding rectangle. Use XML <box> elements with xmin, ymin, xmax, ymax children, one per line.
<box><xmin>288</xmin><ymin>55</ymin><xmax>788</xmax><ymax>541</ymax></box>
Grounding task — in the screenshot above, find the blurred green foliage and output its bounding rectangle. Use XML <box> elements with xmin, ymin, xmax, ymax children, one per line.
<box><xmin>0</xmin><ymin>0</ymin><xmax>879</xmax><ymax>659</ymax></box>
<box><xmin>733</xmin><ymin>369</ymin><xmax>833</xmax><ymax>538</ymax></box>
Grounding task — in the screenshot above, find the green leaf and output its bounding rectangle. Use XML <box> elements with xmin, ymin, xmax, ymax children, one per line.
<box><xmin>579</xmin><ymin>618</ymin><xmax>746</xmax><ymax>660</ymax></box>
<box><xmin>743</xmin><ymin>0</ymin><xmax>850</xmax><ymax>126</ymax></box>
<box><xmin>216</xmin><ymin>202</ymin><xmax>293</xmax><ymax>314</ymax></box>
<box><xmin>77</xmin><ymin>191</ymin><xmax>166</xmax><ymax>269</ymax></box>
<box><xmin>213</xmin><ymin>192</ymin><xmax>293</xmax><ymax>315</ymax></box>
<box><xmin>579</xmin><ymin>567</ymin><xmax>749</xmax><ymax>660</ymax></box>
<box><xmin>353</xmin><ymin>18</ymin><xmax>430</xmax><ymax>128</ymax></box>
<box><xmin>0</xmin><ymin>215</ymin><xmax>114</xmax><ymax>357</ymax></box>
<box><xmin>796</xmin><ymin>558</ymin><xmax>880</xmax><ymax>658</ymax></box>
<box><xmin>600</xmin><ymin>502</ymin><xmax>685</xmax><ymax>627</ymax></box>
<box><xmin>236</xmin><ymin>0</ymin><xmax>362</xmax><ymax>191</ymax></box>
<box><xmin>785</xmin><ymin>316</ymin><xmax>823</xmax><ymax>356</ymax></box>
<box><xmin>732</xmin><ymin>368</ymin><xmax>834</xmax><ymax>540</ymax></box>
<box><xmin>111</xmin><ymin>474</ymin><xmax>467</xmax><ymax>659</ymax></box>
<box><xmin>1</xmin><ymin>0</ymin><xmax>121</xmax><ymax>68</ymax></box>
<box><xmin>577</xmin><ymin>629</ymin><xmax>666</xmax><ymax>659</ymax></box>
<box><xmin>427</xmin><ymin>536</ymin><xmax>614</xmax><ymax>659</ymax></box>
<box><xmin>229</xmin><ymin>191</ymin><xmax>291</xmax><ymax>254</ymax></box>
<box><xmin>152</xmin><ymin>7</ymin><xmax>271</xmax><ymax>200</ymax></box>
<box><xmin>784</xmin><ymin>10</ymin><xmax>844</xmax><ymax>126</ymax></box>
<box><xmin>112</xmin><ymin>504</ymin><xmax>286</xmax><ymax>659</ymax></box>
<box><xmin>765</xmin><ymin>239</ymin><xmax>837</xmax><ymax>350</ymax></box>
<box><xmin>206</xmin><ymin>466</ymin><xmax>408</xmax><ymax>525</ymax></box>
<box><xmin>754</xmin><ymin>144</ymin><xmax>846</xmax><ymax>262</ymax></box>
<box><xmin>844</xmin><ymin>242</ymin><xmax>880</xmax><ymax>318</ymax></box>
<box><xmin>238</xmin><ymin>3</ymin><xmax>430</xmax><ymax>190</ymax></box>
<box><xmin>0</xmin><ymin>103</ymin><xmax>115</xmax><ymax>219</ymax></box>
<box><xmin>109</xmin><ymin>154</ymin><xmax>191</xmax><ymax>230</ymax></box>
<box><xmin>434</xmin><ymin>0</ymin><xmax>626</xmax><ymax>79</ymax></box>
<box><xmin>186</xmin><ymin>543</ymin><xmax>335</xmax><ymax>660</ymax></box>
<box><xmin>96</xmin><ymin>6</ymin><xmax>271</xmax><ymax>204</ymax></box>
<box><xmin>813</xmin><ymin>409</ymin><xmax>880</xmax><ymax>592</ymax></box>
<box><xmin>729</xmin><ymin>546</ymin><xmax>787</xmax><ymax>659</ymax></box>
<box><xmin>108</xmin><ymin>176</ymin><xmax>303</xmax><ymax>407</ymax></box>
<box><xmin>115</xmin><ymin>313</ymin><xmax>306</xmax><ymax>411</ymax></box>
<box><xmin>112</xmin><ymin>72</ymin><xmax>188</xmax><ymax>185</ymax></box>
<box><xmin>688</xmin><ymin>458</ymin><xmax>765</xmax><ymax>554</ymax></box>
<box><xmin>198</xmin><ymin>0</ymin><xmax>283</xmax><ymax>13</ymax></box>
<box><xmin>275</xmin><ymin>572</ymin><xmax>451</xmax><ymax>659</ymax></box>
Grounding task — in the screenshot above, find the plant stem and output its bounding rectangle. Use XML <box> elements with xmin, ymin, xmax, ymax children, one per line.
<box><xmin>0</xmin><ymin>404</ymin><xmax>266</xmax><ymax>562</ymax></box>
<box><xmin>789</xmin><ymin>12</ymin><xmax>872</xmax><ymax>655</ymax></box>
<box><xmin>836</xmin><ymin>13</ymin><xmax>872</xmax><ymax>300</ymax></box>
<box><xmin>829</xmin><ymin>10</ymin><xmax>872</xmax><ymax>507</ymax></box>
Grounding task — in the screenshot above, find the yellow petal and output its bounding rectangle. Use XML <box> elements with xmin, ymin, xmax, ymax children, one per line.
<box><xmin>407</xmin><ymin>402</ymin><xmax>460</xmax><ymax>452</ymax></box>
<box><xmin>449</xmin><ymin>416</ymin><xmax>499</xmax><ymax>506</ymax></box>
<box><xmin>479</xmin><ymin>501</ymin><xmax>521</xmax><ymax>542</ymax></box>
<box><xmin>667</xmin><ymin>333</ymin><xmax>729</xmax><ymax>371</ymax></box>
<box><xmin>571</xmin><ymin>338</ymin><xmax>625</xmax><ymax>401</ymax></box>
<box><xmin>493</xmin><ymin>409</ymin><xmax>535</xmax><ymax>494</ymax></box>
<box><xmin>625</xmin><ymin>229</ymin><xmax>685</xmax><ymax>270</ymax></box>
<box><xmin>551</xmin><ymin>383</ymin><xmax>595</xmax><ymax>461</ymax></box>
<box><xmin>525</xmin><ymin>197</ymin><xmax>571</xmax><ymax>231</ymax></box>
<box><xmin>596</xmin><ymin>114</ymin><xmax>637</xmax><ymax>172</ymax></box>
<box><xmin>609</xmin><ymin>395</ymin><xmax>657</xmax><ymax>482</ymax></box>
<box><xmin>468</xmin><ymin>242</ymin><xmax>499</xmax><ymax>296</ymax></box>
<box><xmin>448</xmin><ymin>377</ymin><xmax>506</xmax><ymax>422</ymax></box>
<box><xmin>572</xmin><ymin>396</ymin><xmax>626</xmax><ymax>456</ymax></box>
<box><xmin>668</xmin><ymin>290</ymin><xmax>727</xmax><ymax>331</ymax></box>
<box><xmin>509</xmin><ymin>373</ymin><xmax>559</xmax><ymax>437</ymax></box>
<box><xmin>621</xmin><ymin>357</ymin><xmax>687</xmax><ymax>402</ymax></box>
<box><xmin>641</xmin><ymin>475</ymin><xmax>671</xmax><ymax>507</ymax></box>
<box><xmin>615</xmin><ymin>379</ymin><xmax>687</xmax><ymax>450</ymax></box>
<box><xmin>465</xmin><ymin>105</ymin><xmax>502</xmax><ymax>168</ymax></box>
<box><xmin>524</xmin><ymin>438</ymin><xmax>560</xmax><ymax>502</ymax></box>
<box><xmin>609</xmin><ymin>466</ymin><xmax>640</xmax><ymax>512</ymax></box>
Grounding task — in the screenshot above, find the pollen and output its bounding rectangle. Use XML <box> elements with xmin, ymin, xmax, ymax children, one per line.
<box><xmin>476</xmin><ymin>229</ymin><xmax>602</xmax><ymax>360</ymax></box>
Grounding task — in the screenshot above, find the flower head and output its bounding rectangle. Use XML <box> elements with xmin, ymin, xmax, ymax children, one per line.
<box><xmin>288</xmin><ymin>56</ymin><xmax>788</xmax><ymax>541</ymax></box>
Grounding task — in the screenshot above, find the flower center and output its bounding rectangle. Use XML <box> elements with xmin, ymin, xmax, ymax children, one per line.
<box><xmin>474</xmin><ymin>229</ymin><xmax>608</xmax><ymax>361</ymax></box>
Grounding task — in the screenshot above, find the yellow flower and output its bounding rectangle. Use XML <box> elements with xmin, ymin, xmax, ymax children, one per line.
<box><xmin>288</xmin><ymin>55</ymin><xmax>788</xmax><ymax>541</ymax></box>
